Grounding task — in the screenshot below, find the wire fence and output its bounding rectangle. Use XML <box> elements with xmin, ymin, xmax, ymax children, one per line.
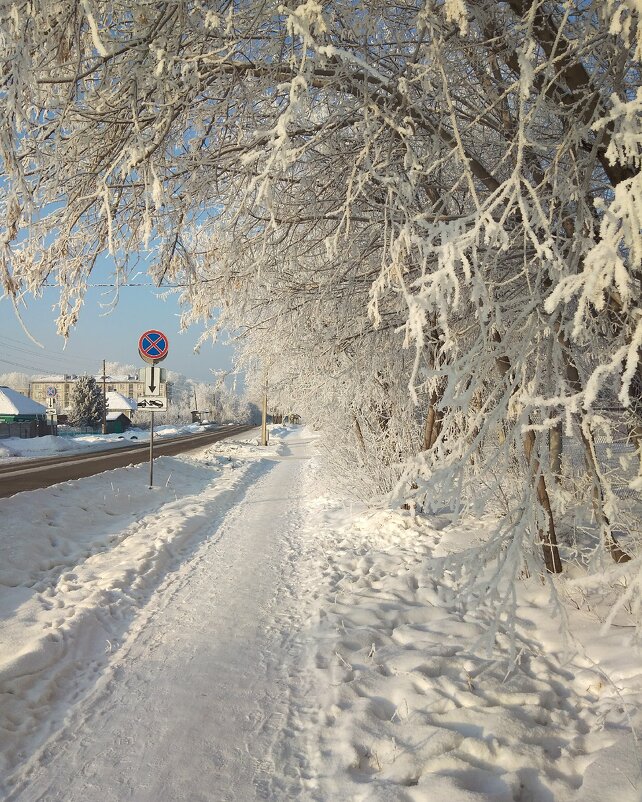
<box><xmin>562</xmin><ymin>416</ymin><xmax>641</xmax><ymax>504</ymax></box>
<box><xmin>558</xmin><ymin>413</ymin><xmax>641</xmax><ymax>553</ymax></box>
<box><xmin>56</xmin><ymin>426</ymin><xmax>102</xmax><ymax>437</ymax></box>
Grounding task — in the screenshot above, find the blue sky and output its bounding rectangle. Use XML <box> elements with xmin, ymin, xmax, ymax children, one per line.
<box><xmin>0</xmin><ymin>280</ymin><xmax>236</xmax><ymax>383</ymax></box>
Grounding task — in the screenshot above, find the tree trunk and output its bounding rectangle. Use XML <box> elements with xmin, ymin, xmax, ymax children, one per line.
<box><xmin>523</xmin><ymin>428</ymin><xmax>563</xmax><ymax>574</ymax></box>
<box><xmin>353</xmin><ymin>414</ymin><xmax>366</xmax><ymax>457</ymax></box>
<box><xmin>492</xmin><ymin>332</ymin><xmax>563</xmax><ymax>572</ymax></box>
<box><xmin>422</xmin><ymin>389</ymin><xmax>443</xmax><ymax>451</ymax></box>
<box><xmin>577</xmin><ymin>419</ymin><xmax>631</xmax><ymax>563</ymax></box>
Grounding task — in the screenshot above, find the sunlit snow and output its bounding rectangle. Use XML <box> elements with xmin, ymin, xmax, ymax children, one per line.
<box><xmin>1</xmin><ymin>426</ymin><xmax>640</xmax><ymax>800</ymax></box>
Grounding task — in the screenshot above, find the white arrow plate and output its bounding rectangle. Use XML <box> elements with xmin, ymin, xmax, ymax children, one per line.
<box><xmin>140</xmin><ymin>366</ymin><xmax>166</xmax><ymax>396</ymax></box>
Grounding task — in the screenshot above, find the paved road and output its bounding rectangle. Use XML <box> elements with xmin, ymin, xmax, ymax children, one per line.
<box><xmin>0</xmin><ymin>425</ymin><xmax>255</xmax><ymax>498</ymax></box>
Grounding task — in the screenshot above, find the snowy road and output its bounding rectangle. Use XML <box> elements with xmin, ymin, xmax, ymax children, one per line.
<box><xmin>4</xmin><ymin>433</ymin><xmax>315</xmax><ymax>801</ymax></box>
<box><xmin>0</xmin><ymin>425</ymin><xmax>253</xmax><ymax>497</ymax></box>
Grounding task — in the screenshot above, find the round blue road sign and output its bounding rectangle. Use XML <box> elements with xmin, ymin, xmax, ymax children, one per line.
<box><xmin>139</xmin><ymin>330</ymin><xmax>169</xmax><ymax>364</ymax></box>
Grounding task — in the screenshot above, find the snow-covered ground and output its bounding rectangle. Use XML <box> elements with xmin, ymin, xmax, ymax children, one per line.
<box><xmin>0</xmin><ymin>421</ymin><xmax>219</xmax><ymax>463</ymax></box>
<box><xmin>1</xmin><ymin>426</ymin><xmax>641</xmax><ymax>801</ymax></box>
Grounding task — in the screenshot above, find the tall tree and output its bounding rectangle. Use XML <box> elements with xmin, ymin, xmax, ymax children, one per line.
<box><xmin>0</xmin><ymin>2</ymin><xmax>639</xmax><ymax>586</ymax></box>
<box><xmin>68</xmin><ymin>376</ymin><xmax>105</xmax><ymax>428</ymax></box>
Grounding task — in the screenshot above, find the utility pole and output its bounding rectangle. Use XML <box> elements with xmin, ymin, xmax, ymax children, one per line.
<box><xmin>261</xmin><ymin>375</ymin><xmax>268</xmax><ymax>446</ymax></box>
<box><xmin>101</xmin><ymin>359</ymin><xmax>107</xmax><ymax>435</ymax></box>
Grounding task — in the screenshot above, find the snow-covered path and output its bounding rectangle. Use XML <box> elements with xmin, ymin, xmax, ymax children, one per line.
<box><xmin>5</xmin><ymin>435</ymin><xmax>314</xmax><ymax>801</ymax></box>
<box><xmin>3</xmin><ymin>427</ymin><xmax>642</xmax><ymax>802</ymax></box>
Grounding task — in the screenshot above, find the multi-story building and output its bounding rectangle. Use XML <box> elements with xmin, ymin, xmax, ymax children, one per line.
<box><xmin>29</xmin><ymin>373</ymin><xmax>167</xmax><ymax>415</ymax></box>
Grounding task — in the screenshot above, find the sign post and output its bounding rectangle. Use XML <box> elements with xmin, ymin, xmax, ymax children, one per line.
<box><xmin>149</xmin><ymin>412</ymin><xmax>154</xmax><ymax>488</ymax></box>
<box><xmin>138</xmin><ymin>330</ymin><xmax>169</xmax><ymax>488</ymax></box>
<box><xmin>46</xmin><ymin>387</ymin><xmax>58</xmax><ymax>435</ymax></box>
<box><xmin>102</xmin><ymin>360</ymin><xmax>107</xmax><ymax>435</ymax></box>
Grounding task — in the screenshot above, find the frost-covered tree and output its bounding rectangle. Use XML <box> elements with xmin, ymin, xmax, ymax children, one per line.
<box><xmin>104</xmin><ymin>362</ymin><xmax>137</xmax><ymax>379</ymax></box>
<box><xmin>145</xmin><ymin>369</ymin><xmax>251</xmax><ymax>425</ymax></box>
<box><xmin>0</xmin><ymin>372</ymin><xmax>31</xmax><ymax>392</ymax></box>
<box><xmin>68</xmin><ymin>376</ymin><xmax>105</xmax><ymax>428</ymax></box>
<box><xmin>0</xmin><ymin>1</ymin><xmax>640</xmax><ymax>591</ymax></box>
<box><xmin>214</xmin><ymin>380</ymin><xmax>252</xmax><ymax>423</ymax></box>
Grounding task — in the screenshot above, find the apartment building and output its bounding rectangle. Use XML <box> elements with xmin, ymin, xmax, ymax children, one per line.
<box><xmin>29</xmin><ymin>374</ymin><xmax>164</xmax><ymax>414</ymax></box>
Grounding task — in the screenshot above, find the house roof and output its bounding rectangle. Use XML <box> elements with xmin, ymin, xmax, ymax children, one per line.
<box><xmin>97</xmin><ymin>375</ymin><xmax>139</xmax><ymax>383</ymax></box>
<box><xmin>31</xmin><ymin>374</ymin><xmax>139</xmax><ymax>383</ymax></box>
<box><xmin>106</xmin><ymin>391</ymin><xmax>137</xmax><ymax>411</ymax></box>
<box><xmin>0</xmin><ymin>386</ymin><xmax>47</xmax><ymax>415</ymax></box>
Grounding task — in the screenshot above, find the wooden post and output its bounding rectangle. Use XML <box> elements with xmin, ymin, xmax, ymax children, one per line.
<box><xmin>261</xmin><ymin>377</ymin><xmax>268</xmax><ymax>446</ymax></box>
<box><xmin>102</xmin><ymin>359</ymin><xmax>107</xmax><ymax>435</ymax></box>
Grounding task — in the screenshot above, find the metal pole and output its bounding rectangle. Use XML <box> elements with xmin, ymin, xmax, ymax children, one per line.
<box><xmin>261</xmin><ymin>377</ymin><xmax>268</xmax><ymax>446</ymax></box>
<box><xmin>102</xmin><ymin>359</ymin><xmax>107</xmax><ymax>435</ymax></box>
<box><xmin>149</xmin><ymin>411</ymin><xmax>154</xmax><ymax>487</ymax></box>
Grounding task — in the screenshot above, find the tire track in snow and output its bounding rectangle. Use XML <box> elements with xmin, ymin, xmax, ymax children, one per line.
<box><xmin>1</xmin><ymin>452</ymin><xmax>278</xmax><ymax>797</ymax></box>
<box><xmin>5</xmin><ymin>435</ymin><xmax>318</xmax><ymax>802</ymax></box>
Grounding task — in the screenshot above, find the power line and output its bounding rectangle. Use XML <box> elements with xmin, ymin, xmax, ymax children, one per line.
<box><xmin>38</xmin><ymin>281</ymin><xmax>177</xmax><ymax>288</ymax></box>
<box><xmin>0</xmin><ymin>338</ymin><xmax>98</xmax><ymax>370</ymax></box>
<box><xmin>0</xmin><ymin>359</ymin><xmax>85</xmax><ymax>376</ymax></box>
<box><xmin>3</xmin><ymin>346</ymin><xmax>96</xmax><ymax>369</ymax></box>
<box><xmin>0</xmin><ymin>339</ymin><xmax>103</xmax><ymax>375</ymax></box>
<box><xmin>0</xmin><ymin>355</ymin><xmax>62</xmax><ymax>373</ymax></box>
<box><xmin>0</xmin><ymin>336</ymin><xmax>100</xmax><ymax>372</ymax></box>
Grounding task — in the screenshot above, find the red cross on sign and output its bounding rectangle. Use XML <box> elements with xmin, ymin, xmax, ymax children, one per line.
<box><xmin>139</xmin><ymin>330</ymin><xmax>169</xmax><ymax>364</ymax></box>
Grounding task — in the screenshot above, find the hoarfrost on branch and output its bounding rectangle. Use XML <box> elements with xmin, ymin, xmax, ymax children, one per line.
<box><xmin>1</xmin><ymin>0</ymin><xmax>640</xmax><ymax>624</ymax></box>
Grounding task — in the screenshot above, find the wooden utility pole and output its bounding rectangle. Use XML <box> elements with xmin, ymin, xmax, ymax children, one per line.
<box><xmin>261</xmin><ymin>376</ymin><xmax>268</xmax><ymax>446</ymax></box>
<box><xmin>101</xmin><ymin>360</ymin><xmax>107</xmax><ymax>435</ymax></box>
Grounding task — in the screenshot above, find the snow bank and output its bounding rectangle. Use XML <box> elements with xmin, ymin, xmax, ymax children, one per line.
<box><xmin>0</xmin><ymin>434</ymin><xmax>90</xmax><ymax>459</ymax></box>
<box><xmin>0</xmin><ymin>430</ymin><xmax>143</xmax><ymax>462</ymax></box>
<box><xmin>153</xmin><ymin>422</ymin><xmax>210</xmax><ymax>438</ymax></box>
<box><xmin>206</xmin><ymin>423</ymin><xmax>298</xmax><ymax>458</ymax></box>
<box><xmin>0</xmin><ymin>421</ymin><xmax>216</xmax><ymax>463</ymax></box>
